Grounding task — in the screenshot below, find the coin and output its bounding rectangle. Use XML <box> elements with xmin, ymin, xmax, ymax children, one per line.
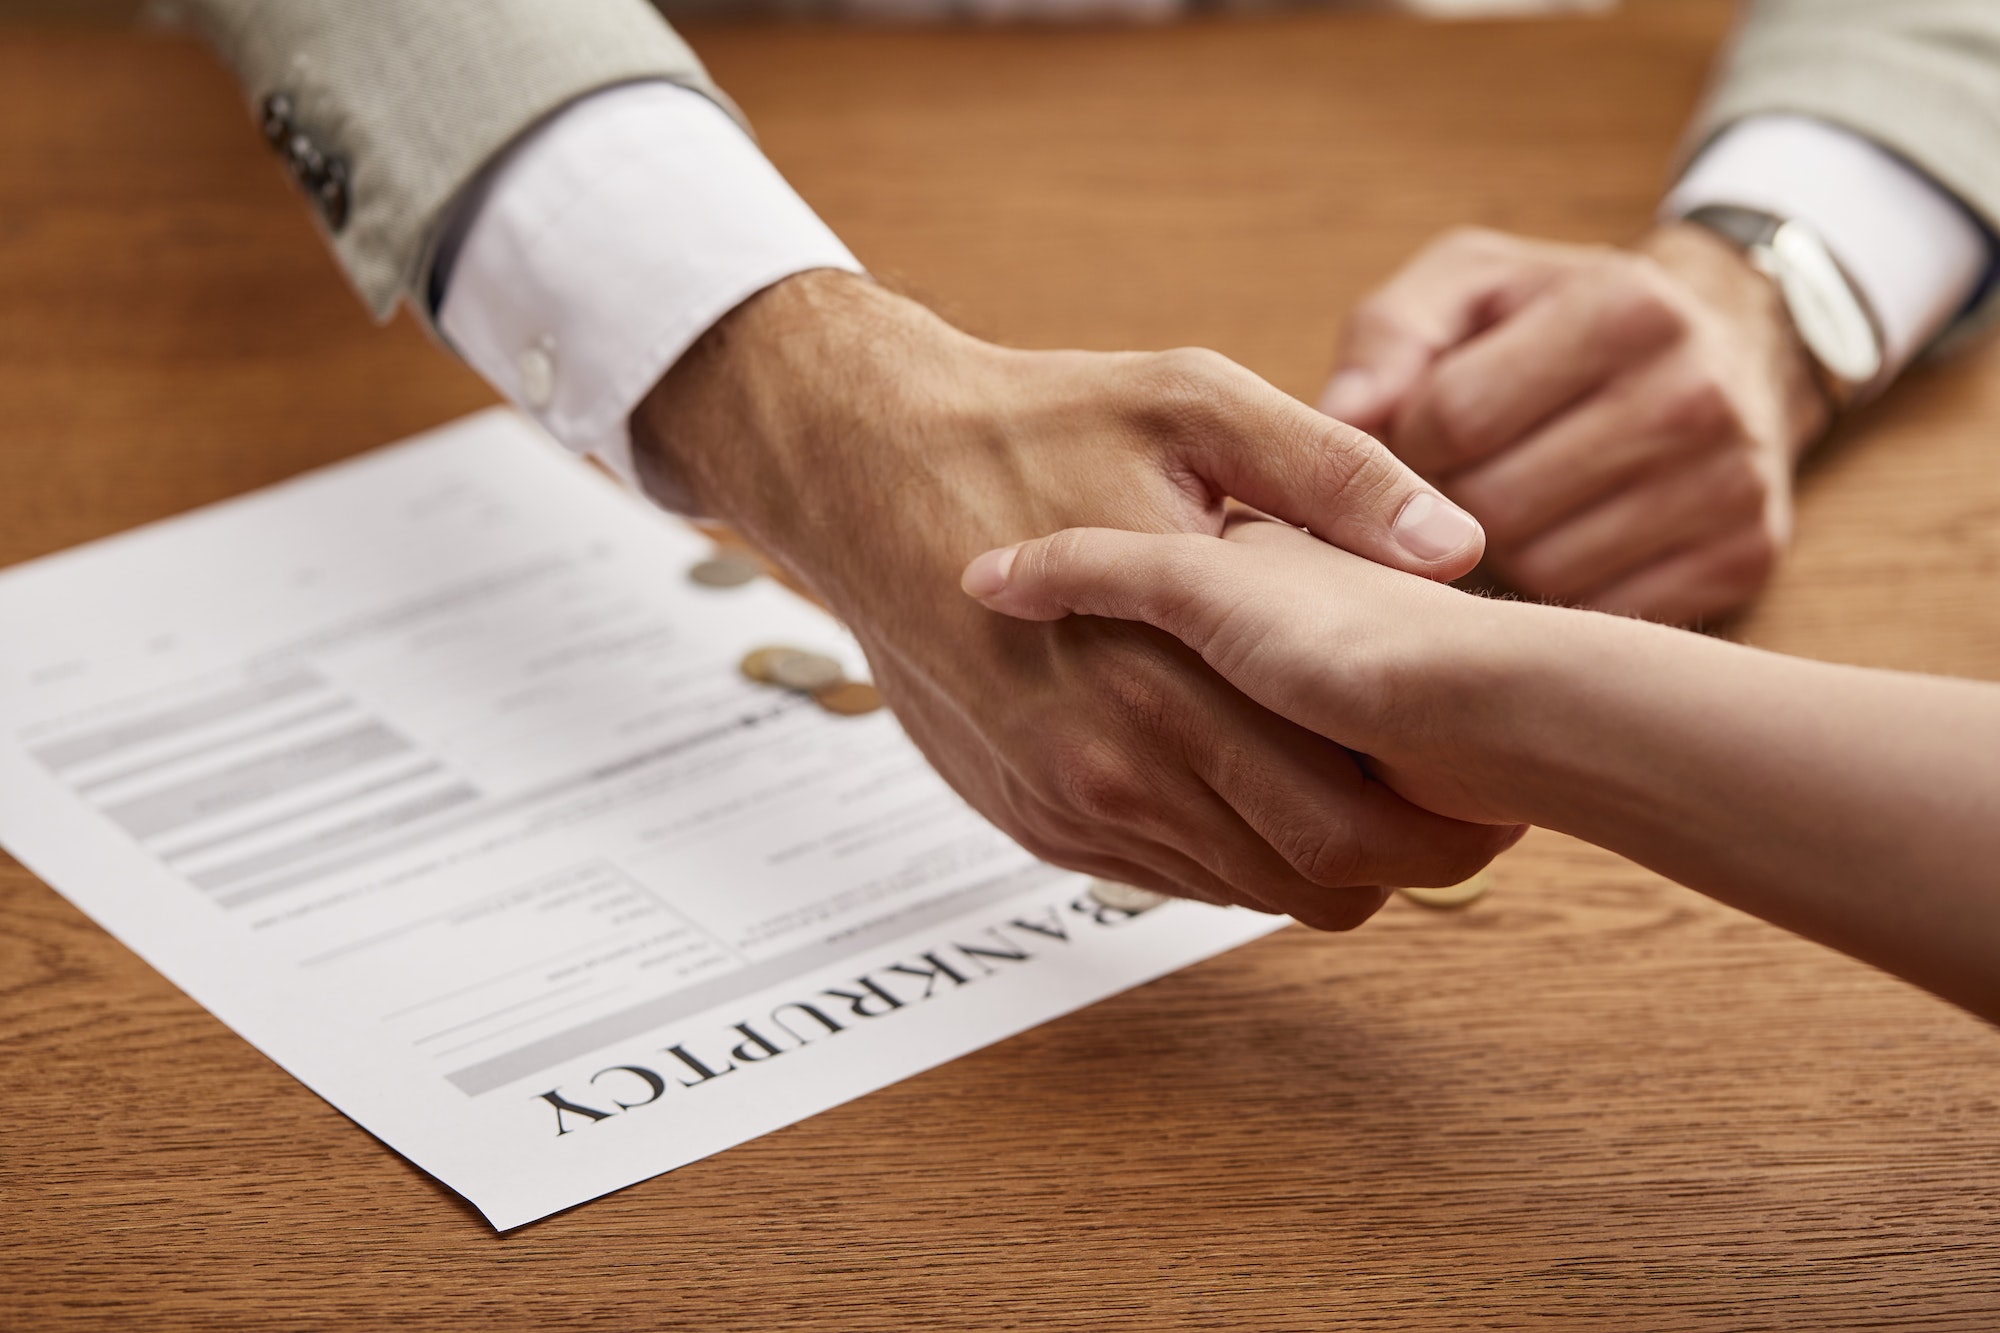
<box><xmin>765</xmin><ymin>649</ymin><xmax>846</xmax><ymax>693</ymax></box>
<box><xmin>1397</xmin><ymin>868</ymin><xmax>1493</xmax><ymax>911</ymax></box>
<box><xmin>813</xmin><ymin>680</ymin><xmax>883</xmax><ymax>716</ymax></box>
<box><xmin>739</xmin><ymin>646</ymin><xmax>793</xmax><ymax>684</ymax></box>
<box><xmin>688</xmin><ymin>551</ymin><xmax>763</xmax><ymax>588</ymax></box>
<box><xmin>1088</xmin><ymin>879</ymin><xmax>1169</xmax><ymax>913</ymax></box>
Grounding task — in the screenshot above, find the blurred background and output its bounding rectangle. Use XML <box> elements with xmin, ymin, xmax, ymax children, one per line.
<box><xmin>0</xmin><ymin>0</ymin><xmax>1615</xmax><ymax>22</ymax></box>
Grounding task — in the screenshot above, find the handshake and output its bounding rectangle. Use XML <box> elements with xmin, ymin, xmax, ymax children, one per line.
<box><xmin>633</xmin><ymin>219</ymin><xmax>1828</xmax><ymax>929</ymax></box>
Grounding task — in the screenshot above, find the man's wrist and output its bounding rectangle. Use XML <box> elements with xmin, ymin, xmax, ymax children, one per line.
<box><xmin>1662</xmin><ymin>114</ymin><xmax>1993</xmax><ymax>377</ymax></box>
<box><xmin>631</xmin><ymin>269</ymin><xmax>880</xmax><ymax>518</ymax></box>
<box><xmin>629</xmin><ymin>269</ymin><xmax>1008</xmax><ymax>617</ymax></box>
<box><xmin>1637</xmin><ymin>222</ymin><xmax>1830</xmax><ymax>462</ymax></box>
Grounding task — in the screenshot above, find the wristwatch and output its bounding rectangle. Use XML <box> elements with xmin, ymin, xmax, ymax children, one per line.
<box><xmin>1683</xmin><ymin>203</ymin><xmax>1886</xmax><ymax>409</ymax></box>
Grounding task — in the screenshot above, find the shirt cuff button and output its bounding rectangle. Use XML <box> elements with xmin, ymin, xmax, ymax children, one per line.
<box><xmin>517</xmin><ymin>340</ymin><xmax>557</xmax><ymax>410</ymax></box>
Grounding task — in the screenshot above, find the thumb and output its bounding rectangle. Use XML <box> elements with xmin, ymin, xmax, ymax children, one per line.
<box><xmin>962</xmin><ymin>528</ymin><xmax>1238</xmax><ymax>648</ymax></box>
<box><xmin>1170</xmin><ymin>362</ymin><xmax>1485</xmax><ymax>580</ymax></box>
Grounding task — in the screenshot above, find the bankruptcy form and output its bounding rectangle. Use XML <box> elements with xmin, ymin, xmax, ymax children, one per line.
<box><xmin>0</xmin><ymin>410</ymin><xmax>1283</xmax><ymax>1229</ymax></box>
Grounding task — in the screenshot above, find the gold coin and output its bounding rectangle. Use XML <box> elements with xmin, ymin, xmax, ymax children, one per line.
<box><xmin>1397</xmin><ymin>869</ymin><xmax>1493</xmax><ymax>911</ymax></box>
<box><xmin>766</xmin><ymin>649</ymin><xmax>846</xmax><ymax>693</ymax></box>
<box><xmin>814</xmin><ymin>680</ymin><xmax>884</xmax><ymax>716</ymax></box>
<box><xmin>1087</xmin><ymin>880</ymin><xmax>1169</xmax><ymax>913</ymax></box>
<box><xmin>739</xmin><ymin>646</ymin><xmax>793</xmax><ymax>683</ymax></box>
<box><xmin>689</xmin><ymin>551</ymin><xmax>763</xmax><ymax>588</ymax></box>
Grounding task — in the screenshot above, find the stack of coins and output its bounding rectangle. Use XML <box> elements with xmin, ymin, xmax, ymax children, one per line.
<box><xmin>689</xmin><ymin>545</ymin><xmax>884</xmax><ymax>719</ymax></box>
<box><xmin>740</xmin><ymin>645</ymin><xmax>884</xmax><ymax>718</ymax></box>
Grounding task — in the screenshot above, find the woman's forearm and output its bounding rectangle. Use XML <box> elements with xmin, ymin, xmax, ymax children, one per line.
<box><xmin>1457</xmin><ymin>602</ymin><xmax>2000</xmax><ymax>1020</ymax></box>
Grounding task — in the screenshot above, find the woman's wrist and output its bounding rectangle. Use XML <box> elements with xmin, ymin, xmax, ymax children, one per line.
<box><xmin>1430</xmin><ymin>595</ymin><xmax>1757</xmax><ymax>842</ymax></box>
<box><xmin>1385</xmin><ymin>592</ymin><xmax>1632</xmax><ymax>829</ymax></box>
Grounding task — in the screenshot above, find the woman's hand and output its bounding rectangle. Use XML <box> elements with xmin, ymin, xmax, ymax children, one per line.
<box><xmin>967</xmin><ymin>518</ymin><xmax>2000</xmax><ymax>1023</ymax></box>
<box><xmin>963</xmin><ymin>515</ymin><xmax>1533</xmax><ymax>832</ymax></box>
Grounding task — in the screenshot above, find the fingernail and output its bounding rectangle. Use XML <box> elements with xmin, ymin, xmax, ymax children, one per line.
<box><xmin>1318</xmin><ymin>369</ymin><xmax>1376</xmax><ymax>420</ymax></box>
<box><xmin>960</xmin><ymin>544</ymin><xmax>1020</xmax><ymax>599</ymax></box>
<box><xmin>1393</xmin><ymin>492</ymin><xmax>1482</xmax><ymax>562</ymax></box>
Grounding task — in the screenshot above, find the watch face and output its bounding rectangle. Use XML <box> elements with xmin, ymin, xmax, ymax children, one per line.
<box><xmin>1767</xmin><ymin>221</ymin><xmax>1884</xmax><ymax>387</ymax></box>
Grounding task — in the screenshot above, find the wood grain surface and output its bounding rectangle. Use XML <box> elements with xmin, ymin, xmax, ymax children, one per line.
<box><xmin>4</xmin><ymin>6</ymin><xmax>1999</xmax><ymax>1329</ymax></box>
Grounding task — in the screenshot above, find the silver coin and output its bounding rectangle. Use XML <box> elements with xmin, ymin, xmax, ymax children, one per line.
<box><xmin>1088</xmin><ymin>879</ymin><xmax>1169</xmax><ymax>913</ymax></box>
<box><xmin>688</xmin><ymin>551</ymin><xmax>763</xmax><ymax>588</ymax></box>
<box><xmin>765</xmin><ymin>649</ymin><xmax>847</xmax><ymax>693</ymax></box>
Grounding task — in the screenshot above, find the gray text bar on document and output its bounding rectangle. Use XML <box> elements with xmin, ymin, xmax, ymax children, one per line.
<box><xmin>102</xmin><ymin>719</ymin><xmax>414</xmax><ymax>840</ymax></box>
<box><xmin>31</xmin><ymin>670</ymin><xmax>328</xmax><ymax>773</ymax></box>
<box><xmin>444</xmin><ymin>863</ymin><xmax>1066</xmax><ymax>1097</ymax></box>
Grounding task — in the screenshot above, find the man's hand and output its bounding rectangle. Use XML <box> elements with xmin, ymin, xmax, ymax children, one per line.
<box><xmin>633</xmin><ymin>270</ymin><xmax>1515</xmax><ymax>929</ymax></box>
<box><xmin>1320</xmin><ymin>225</ymin><xmax>1831</xmax><ymax>625</ymax></box>
<box><xmin>964</xmin><ymin>516</ymin><xmax>1534</xmax><ymax>832</ymax></box>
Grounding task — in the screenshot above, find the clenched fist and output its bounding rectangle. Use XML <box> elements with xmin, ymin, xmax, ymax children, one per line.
<box><xmin>1321</xmin><ymin>224</ymin><xmax>1831</xmax><ymax>625</ymax></box>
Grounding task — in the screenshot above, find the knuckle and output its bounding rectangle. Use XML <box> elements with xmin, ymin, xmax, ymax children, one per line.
<box><xmin>1600</xmin><ymin>258</ymin><xmax>1689</xmax><ymax>348</ymax></box>
<box><xmin>1274</xmin><ymin>820</ymin><xmax>1364</xmax><ymax>889</ymax></box>
<box><xmin>1027</xmin><ymin>527</ymin><xmax>1091</xmax><ymax>583</ymax></box>
<box><xmin>1043</xmin><ymin>737</ymin><xmax>1149</xmax><ymax>826</ymax></box>
<box><xmin>1307</xmin><ymin>432</ymin><xmax>1412</xmax><ymax>527</ymax></box>
<box><xmin>1142</xmin><ymin>346</ymin><xmax>1240</xmax><ymax>404</ymax></box>
<box><xmin>1698</xmin><ymin>527</ymin><xmax>1783</xmax><ymax>614</ymax></box>
<box><xmin>1193</xmin><ymin>604</ymin><xmax>1260</xmax><ymax>684</ymax></box>
<box><xmin>1419</xmin><ymin>371</ymin><xmax>1494</xmax><ymax>464</ymax></box>
<box><xmin>1492</xmin><ymin>549</ymin><xmax>1568</xmax><ymax>602</ymax></box>
<box><xmin>1736</xmin><ymin>526</ymin><xmax>1782</xmax><ymax>584</ymax></box>
<box><xmin>1498</xmin><ymin>549</ymin><xmax>1577</xmax><ymax>603</ymax></box>
<box><xmin>1305</xmin><ymin>419</ymin><xmax>1380</xmax><ymax>494</ymax></box>
<box><xmin>1657</xmin><ymin>374</ymin><xmax>1739</xmax><ymax>441</ymax></box>
<box><xmin>1101</xmin><ymin>662</ymin><xmax>1180</xmax><ymax>742</ymax></box>
<box><xmin>1514</xmin><ymin>566</ymin><xmax>1574</xmax><ymax>604</ymax></box>
<box><xmin>1436</xmin><ymin>468</ymin><xmax>1501</xmax><ymax>523</ymax></box>
<box><xmin>1142</xmin><ymin>543</ymin><xmax>1231</xmax><ymax>646</ymax></box>
<box><xmin>1713</xmin><ymin>455</ymin><xmax>1769</xmax><ymax>518</ymax></box>
<box><xmin>1132</xmin><ymin>347</ymin><xmax>1257</xmax><ymax>440</ymax></box>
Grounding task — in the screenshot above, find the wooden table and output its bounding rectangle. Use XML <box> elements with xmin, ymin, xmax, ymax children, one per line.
<box><xmin>5</xmin><ymin>5</ymin><xmax>1999</xmax><ymax>1328</ymax></box>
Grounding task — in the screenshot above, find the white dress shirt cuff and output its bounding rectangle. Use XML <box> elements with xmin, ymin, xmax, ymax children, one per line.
<box><xmin>438</xmin><ymin>81</ymin><xmax>864</xmax><ymax>488</ymax></box>
<box><xmin>1662</xmin><ymin>113</ymin><xmax>1993</xmax><ymax>377</ymax></box>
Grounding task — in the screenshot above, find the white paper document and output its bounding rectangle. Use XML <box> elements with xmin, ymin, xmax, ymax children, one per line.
<box><xmin>0</xmin><ymin>411</ymin><xmax>1283</xmax><ymax>1229</ymax></box>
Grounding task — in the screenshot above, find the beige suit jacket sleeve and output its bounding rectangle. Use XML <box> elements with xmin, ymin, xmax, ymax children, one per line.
<box><xmin>1695</xmin><ymin>0</ymin><xmax>2000</xmax><ymax>335</ymax></box>
<box><xmin>186</xmin><ymin>0</ymin><xmax>730</xmax><ymax>322</ymax></box>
